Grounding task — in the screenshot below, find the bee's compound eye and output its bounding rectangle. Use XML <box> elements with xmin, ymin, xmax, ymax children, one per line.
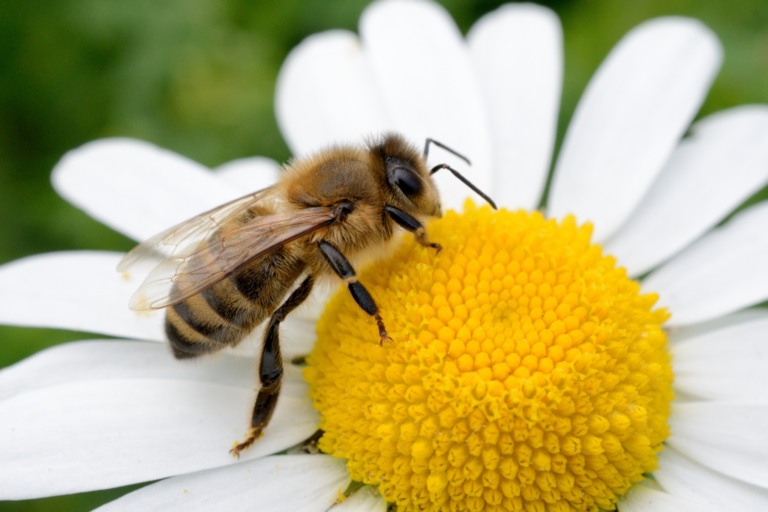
<box><xmin>392</xmin><ymin>167</ymin><xmax>422</xmax><ymax>197</ymax></box>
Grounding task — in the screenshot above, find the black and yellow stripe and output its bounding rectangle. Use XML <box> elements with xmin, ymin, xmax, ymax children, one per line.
<box><xmin>165</xmin><ymin>247</ymin><xmax>305</xmax><ymax>359</ymax></box>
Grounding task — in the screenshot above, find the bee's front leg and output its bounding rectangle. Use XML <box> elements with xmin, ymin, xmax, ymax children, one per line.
<box><xmin>318</xmin><ymin>240</ymin><xmax>391</xmax><ymax>345</ymax></box>
<box><xmin>384</xmin><ymin>205</ymin><xmax>441</xmax><ymax>253</ymax></box>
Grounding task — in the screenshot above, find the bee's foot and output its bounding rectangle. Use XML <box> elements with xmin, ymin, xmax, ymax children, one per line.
<box><xmin>414</xmin><ymin>229</ymin><xmax>441</xmax><ymax>254</ymax></box>
<box><xmin>374</xmin><ymin>313</ymin><xmax>391</xmax><ymax>345</ymax></box>
<box><xmin>230</xmin><ymin>429</ymin><xmax>263</xmax><ymax>458</ymax></box>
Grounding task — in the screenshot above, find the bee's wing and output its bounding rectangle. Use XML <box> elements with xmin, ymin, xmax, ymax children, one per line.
<box><xmin>128</xmin><ymin>206</ymin><xmax>337</xmax><ymax>310</ymax></box>
<box><xmin>117</xmin><ymin>188</ymin><xmax>276</xmax><ymax>273</ymax></box>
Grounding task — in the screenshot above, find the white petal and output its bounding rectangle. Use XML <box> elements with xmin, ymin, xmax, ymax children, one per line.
<box><xmin>643</xmin><ymin>201</ymin><xmax>768</xmax><ymax>327</ymax></box>
<box><xmin>672</xmin><ymin>315</ymin><xmax>768</xmax><ymax>401</ymax></box>
<box><xmin>281</xmin><ymin>317</ymin><xmax>321</xmax><ymax>358</ymax></box>
<box><xmin>618</xmin><ymin>484</ymin><xmax>725</xmax><ymax>512</ymax></box>
<box><xmin>667</xmin><ymin>402</ymin><xmax>768</xmax><ymax>490</ymax></box>
<box><xmin>275</xmin><ymin>30</ymin><xmax>391</xmax><ymax>157</ymax></box>
<box><xmin>0</xmin><ymin>340</ymin><xmax>255</xmax><ymax>402</ymax></box>
<box><xmin>294</xmin><ymin>282</ymin><xmax>336</xmax><ymax>322</ymax></box>
<box><xmin>0</xmin><ymin>251</ymin><xmax>164</xmax><ymax>341</ymax></box>
<box><xmin>635</xmin><ymin>479</ymin><xmax>664</xmax><ymax>492</ymax></box>
<box><xmin>548</xmin><ymin>17</ymin><xmax>723</xmax><ymax>241</ymax></box>
<box><xmin>605</xmin><ymin>106</ymin><xmax>768</xmax><ymax>276</ymax></box>
<box><xmin>0</xmin><ymin>250</ymin><xmax>323</xmax><ymax>356</ymax></box>
<box><xmin>467</xmin><ymin>3</ymin><xmax>562</xmax><ymax>210</ymax></box>
<box><xmin>655</xmin><ymin>447</ymin><xmax>768</xmax><ymax>510</ymax></box>
<box><xmin>0</xmin><ymin>368</ymin><xmax>318</xmax><ymax>498</ymax></box>
<box><xmin>215</xmin><ymin>156</ymin><xmax>281</xmax><ymax>191</ymax></box>
<box><xmin>94</xmin><ymin>455</ymin><xmax>349</xmax><ymax>512</ymax></box>
<box><xmin>330</xmin><ymin>486</ymin><xmax>387</xmax><ymax>512</ymax></box>
<box><xmin>360</xmin><ymin>0</ymin><xmax>493</xmax><ymax>211</ymax></box>
<box><xmin>667</xmin><ymin>308</ymin><xmax>768</xmax><ymax>344</ymax></box>
<box><xmin>52</xmin><ymin>138</ymin><xmax>243</xmax><ymax>242</ymax></box>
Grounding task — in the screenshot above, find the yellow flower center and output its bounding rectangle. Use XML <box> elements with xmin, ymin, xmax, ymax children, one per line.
<box><xmin>304</xmin><ymin>202</ymin><xmax>673</xmax><ymax>512</ymax></box>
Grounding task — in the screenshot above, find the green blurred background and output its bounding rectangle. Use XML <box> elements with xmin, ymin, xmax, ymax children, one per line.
<box><xmin>1</xmin><ymin>0</ymin><xmax>767</xmax><ymax>510</ymax></box>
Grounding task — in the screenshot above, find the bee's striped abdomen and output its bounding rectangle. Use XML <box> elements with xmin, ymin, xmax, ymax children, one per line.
<box><xmin>165</xmin><ymin>246</ymin><xmax>305</xmax><ymax>359</ymax></box>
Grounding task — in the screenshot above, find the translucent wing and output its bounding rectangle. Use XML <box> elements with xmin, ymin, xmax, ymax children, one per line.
<box><xmin>128</xmin><ymin>207</ymin><xmax>337</xmax><ymax>310</ymax></box>
<box><xmin>117</xmin><ymin>188</ymin><xmax>277</xmax><ymax>273</ymax></box>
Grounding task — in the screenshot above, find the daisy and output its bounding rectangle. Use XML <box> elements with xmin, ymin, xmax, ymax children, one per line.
<box><xmin>2</xmin><ymin>0</ymin><xmax>768</xmax><ymax>511</ymax></box>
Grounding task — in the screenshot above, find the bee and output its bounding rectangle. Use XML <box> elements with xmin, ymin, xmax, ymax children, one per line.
<box><xmin>118</xmin><ymin>134</ymin><xmax>496</xmax><ymax>456</ymax></box>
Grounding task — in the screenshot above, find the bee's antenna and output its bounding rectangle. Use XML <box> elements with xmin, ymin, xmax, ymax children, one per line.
<box><xmin>430</xmin><ymin>163</ymin><xmax>498</xmax><ymax>210</ymax></box>
<box><xmin>424</xmin><ymin>138</ymin><xmax>471</xmax><ymax>166</ymax></box>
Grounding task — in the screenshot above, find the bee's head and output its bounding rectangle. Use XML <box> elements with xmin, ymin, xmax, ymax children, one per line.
<box><xmin>370</xmin><ymin>133</ymin><xmax>496</xmax><ymax>219</ymax></box>
<box><xmin>370</xmin><ymin>133</ymin><xmax>443</xmax><ymax>219</ymax></box>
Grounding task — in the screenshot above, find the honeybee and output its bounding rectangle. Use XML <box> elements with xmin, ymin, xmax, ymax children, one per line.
<box><xmin>118</xmin><ymin>134</ymin><xmax>496</xmax><ymax>456</ymax></box>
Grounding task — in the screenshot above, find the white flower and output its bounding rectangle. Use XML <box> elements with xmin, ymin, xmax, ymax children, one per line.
<box><xmin>2</xmin><ymin>0</ymin><xmax>768</xmax><ymax>511</ymax></box>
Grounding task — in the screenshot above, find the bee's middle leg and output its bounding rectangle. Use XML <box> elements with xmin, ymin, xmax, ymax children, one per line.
<box><xmin>318</xmin><ymin>240</ymin><xmax>391</xmax><ymax>344</ymax></box>
<box><xmin>384</xmin><ymin>205</ymin><xmax>441</xmax><ymax>253</ymax></box>
<box><xmin>230</xmin><ymin>275</ymin><xmax>315</xmax><ymax>457</ymax></box>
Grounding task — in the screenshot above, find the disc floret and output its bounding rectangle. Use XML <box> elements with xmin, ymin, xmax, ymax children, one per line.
<box><xmin>305</xmin><ymin>202</ymin><xmax>673</xmax><ymax>512</ymax></box>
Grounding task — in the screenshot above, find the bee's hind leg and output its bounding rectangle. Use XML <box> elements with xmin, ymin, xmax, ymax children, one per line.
<box><xmin>318</xmin><ymin>240</ymin><xmax>391</xmax><ymax>344</ymax></box>
<box><xmin>230</xmin><ymin>275</ymin><xmax>315</xmax><ymax>457</ymax></box>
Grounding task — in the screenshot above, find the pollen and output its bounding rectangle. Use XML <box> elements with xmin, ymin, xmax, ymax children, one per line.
<box><xmin>304</xmin><ymin>202</ymin><xmax>673</xmax><ymax>512</ymax></box>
